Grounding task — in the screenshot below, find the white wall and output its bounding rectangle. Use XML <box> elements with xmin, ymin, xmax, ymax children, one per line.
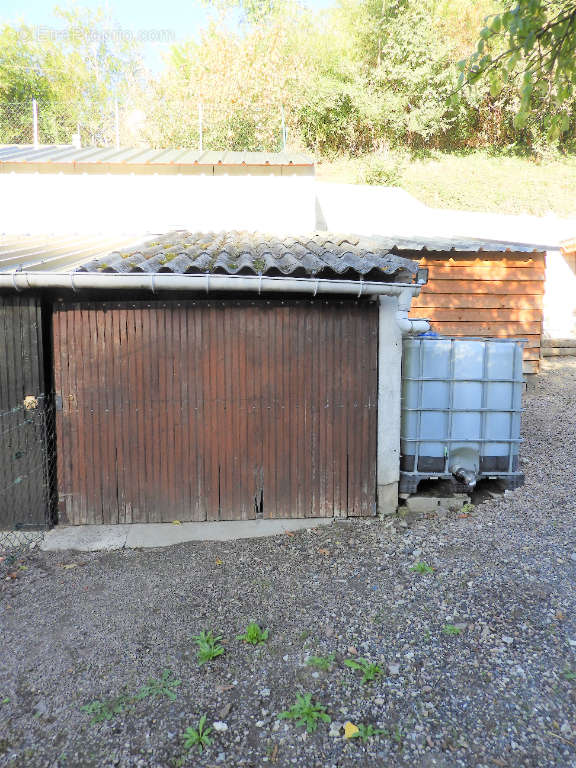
<box><xmin>543</xmin><ymin>249</ymin><xmax>576</xmax><ymax>339</ymax></box>
<box><xmin>0</xmin><ymin>172</ymin><xmax>316</xmax><ymax>234</ymax></box>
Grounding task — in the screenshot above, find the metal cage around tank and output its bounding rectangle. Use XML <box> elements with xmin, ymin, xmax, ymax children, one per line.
<box><xmin>400</xmin><ymin>336</ymin><xmax>525</xmax><ymax>494</ymax></box>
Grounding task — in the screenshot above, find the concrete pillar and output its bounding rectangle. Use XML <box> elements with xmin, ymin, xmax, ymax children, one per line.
<box><xmin>377</xmin><ymin>295</ymin><xmax>402</xmax><ymax>515</ymax></box>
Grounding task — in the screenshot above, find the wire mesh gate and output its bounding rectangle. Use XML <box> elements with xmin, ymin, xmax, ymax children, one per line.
<box><xmin>0</xmin><ymin>395</ymin><xmax>55</xmax><ymax>553</ymax></box>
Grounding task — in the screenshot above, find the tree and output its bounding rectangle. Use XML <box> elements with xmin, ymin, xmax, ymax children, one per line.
<box><xmin>0</xmin><ymin>6</ymin><xmax>143</xmax><ymax>145</ymax></box>
<box><xmin>460</xmin><ymin>0</ymin><xmax>576</xmax><ymax>135</ymax></box>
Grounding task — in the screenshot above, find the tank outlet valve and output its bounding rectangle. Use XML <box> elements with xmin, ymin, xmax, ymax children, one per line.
<box><xmin>450</xmin><ymin>466</ymin><xmax>477</xmax><ymax>489</ymax></box>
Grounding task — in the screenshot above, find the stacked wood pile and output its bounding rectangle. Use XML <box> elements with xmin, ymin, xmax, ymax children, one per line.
<box><xmin>408</xmin><ymin>250</ymin><xmax>546</xmax><ymax>374</ymax></box>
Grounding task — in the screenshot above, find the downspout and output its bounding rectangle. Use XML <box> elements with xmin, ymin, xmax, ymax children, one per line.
<box><xmin>395</xmin><ymin>288</ymin><xmax>430</xmax><ymax>336</ymax></box>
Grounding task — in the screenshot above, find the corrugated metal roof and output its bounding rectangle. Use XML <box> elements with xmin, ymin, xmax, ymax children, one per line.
<box><xmin>0</xmin><ymin>234</ymin><xmax>145</xmax><ymax>273</ymax></box>
<box><xmin>76</xmin><ymin>231</ymin><xmax>418</xmax><ymax>282</ymax></box>
<box><xmin>372</xmin><ymin>234</ymin><xmax>545</xmax><ymax>254</ymax></box>
<box><xmin>0</xmin><ymin>231</ymin><xmax>544</xmax><ymax>282</ymax></box>
<box><xmin>0</xmin><ymin>145</ymin><xmax>313</xmax><ymax>167</ymax></box>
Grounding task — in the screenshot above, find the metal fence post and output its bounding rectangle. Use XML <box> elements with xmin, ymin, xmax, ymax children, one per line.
<box><xmin>198</xmin><ymin>102</ymin><xmax>203</xmax><ymax>152</ymax></box>
<box><xmin>32</xmin><ymin>99</ymin><xmax>39</xmax><ymax>149</ymax></box>
<box><xmin>280</xmin><ymin>104</ymin><xmax>287</xmax><ymax>152</ymax></box>
<box><xmin>114</xmin><ymin>99</ymin><xmax>120</xmax><ymax>150</ymax></box>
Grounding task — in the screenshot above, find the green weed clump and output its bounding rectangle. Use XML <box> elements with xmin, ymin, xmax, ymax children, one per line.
<box><xmin>306</xmin><ymin>654</ymin><xmax>335</xmax><ymax>671</ymax></box>
<box><xmin>237</xmin><ymin>622</ymin><xmax>269</xmax><ymax>645</ymax></box>
<box><xmin>182</xmin><ymin>715</ymin><xmax>213</xmax><ymax>753</ymax></box>
<box><xmin>410</xmin><ymin>561</ymin><xmax>434</xmax><ymax>574</ymax></box>
<box><xmin>344</xmin><ymin>657</ymin><xmax>383</xmax><ymax>684</ymax></box>
<box><xmin>192</xmin><ymin>630</ymin><xmax>225</xmax><ymax>665</ymax></box>
<box><xmin>278</xmin><ymin>693</ymin><xmax>331</xmax><ymax>733</ymax></box>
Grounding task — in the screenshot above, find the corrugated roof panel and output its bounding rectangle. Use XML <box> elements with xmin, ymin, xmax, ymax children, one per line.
<box><xmin>0</xmin><ymin>145</ymin><xmax>314</xmax><ymax>167</ymax></box>
<box><xmin>0</xmin><ymin>231</ymin><xmax>543</xmax><ymax>282</ymax></box>
<box><xmin>76</xmin><ymin>231</ymin><xmax>418</xmax><ymax>282</ymax></box>
<box><xmin>372</xmin><ymin>235</ymin><xmax>543</xmax><ymax>254</ymax></box>
<box><xmin>0</xmin><ymin>234</ymin><xmax>145</xmax><ymax>272</ymax></box>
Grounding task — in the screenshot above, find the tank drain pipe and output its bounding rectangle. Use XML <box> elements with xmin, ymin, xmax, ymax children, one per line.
<box><xmin>395</xmin><ymin>288</ymin><xmax>431</xmax><ymax>336</ymax></box>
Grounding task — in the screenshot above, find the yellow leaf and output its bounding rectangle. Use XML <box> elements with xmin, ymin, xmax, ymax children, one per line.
<box><xmin>172</xmin><ymin>520</ymin><xmax>182</xmax><ymax>525</ymax></box>
<box><xmin>344</xmin><ymin>722</ymin><xmax>359</xmax><ymax>739</ymax></box>
<box><xmin>215</xmin><ymin>558</ymin><xmax>223</xmax><ymax>565</ymax></box>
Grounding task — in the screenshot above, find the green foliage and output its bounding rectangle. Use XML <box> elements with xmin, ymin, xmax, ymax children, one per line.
<box><xmin>344</xmin><ymin>657</ymin><xmax>383</xmax><ymax>684</ymax></box>
<box><xmin>1</xmin><ymin>0</ymin><xmax>573</xmax><ymax>157</ymax></box>
<box><xmin>442</xmin><ymin>624</ymin><xmax>463</xmax><ymax>635</ymax></box>
<box><xmin>306</xmin><ymin>654</ymin><xmax>335</xmax><ymax>671</ymax></box>
<box><xmin>81</xmin><ymin>697</ymin><xmax>127</xmax><ymax>724</ymax></box>
<box><xmin>410</xmin><ymin>561</ymin><xmax>434</xmax><ymax>574</ymax></box>
<box><xmin>135</xmin><ymin>669</ymin><xmax>181</xmax><ymax>701</ymax></box>
<box><xmin>461</xmin><ymin>502</ymin><xmax>475</xmax><ymax>514</ymax></box>
<box><xmin>349</xmin><ymin>723</ymin><xmax>389</xmax><ymax>742</ymax></box>
<box><xmin>182</xmin><ymin>715</ymin><xmax>213</xmax><ymax>753</ymax></box>
<box><xmin>278</xmin><ymin>693</ymin><xmax>331</xmax><ymax>733</ymax></box>
<box><xmin>361</xmin><ymin>155</ymin><xmax>405</xmax><ymax>185</ymax></box>
<box><xmin>562</xmin><ymin>669</ymin><xmax>576</xmax><ymax>681</ymax></box>
<box><xmin>192</xmin><ymin>630</ymin><xmax>225</xmax><ymax>665</ymax></box>
<box><xmin>460</xmin><ymin>0</ymin><xmax>576</xmax><ymax>139</ymax></box>
<box><xmin>0</xmin><ymin>7</ymin><xmax>142</xmax><ymax>146</ymax></box>
<box><xmin>237</xmin><ymin>622</ymin><xmax>269</xmax><ymax>645</ymax></box>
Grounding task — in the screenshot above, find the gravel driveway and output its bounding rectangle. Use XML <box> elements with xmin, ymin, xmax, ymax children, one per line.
<box><xmin>1</xmin><ymin>359</ymin><xmax>576</xmax><ymax>768</ymax></box>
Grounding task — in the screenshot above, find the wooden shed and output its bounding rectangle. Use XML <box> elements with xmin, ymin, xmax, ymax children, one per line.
<box><xmin>384</xmin><ymin>237</ymin><xmax>548</xmax><ymax>375</ymax></box>
<box><xmin>0</xmin><ymin>231</ymin><xmax>427</xmax><ymax>529</ymax></box>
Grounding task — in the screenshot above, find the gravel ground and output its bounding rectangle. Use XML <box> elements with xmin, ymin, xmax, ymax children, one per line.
<box><xmin>1</xmin><ymin>359</ymin><xmax>576</xmax><ymax>768</ymax></box>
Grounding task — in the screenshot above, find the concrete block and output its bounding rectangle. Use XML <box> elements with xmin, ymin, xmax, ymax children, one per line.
<box><xmin>434</xmin><ymin>496</ymin><xmax>468</xmax><ymax>512</ymax></box>
<box><xmin>405</xmin><ymin>496</ymin><xmax>442</xmax><ymax>514</ymax></box>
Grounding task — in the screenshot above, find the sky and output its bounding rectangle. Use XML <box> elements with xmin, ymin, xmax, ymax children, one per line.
<box><xmin>1</xmin><ymin>0</ymin><xmax>336</xmax><ymax>71</ymax></box>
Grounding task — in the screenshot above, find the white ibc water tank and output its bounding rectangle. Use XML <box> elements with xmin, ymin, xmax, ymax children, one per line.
<box><xmin>400</xmin><ymin>336</ymin><xmax>525</xmax><ymax>494</ymax></box>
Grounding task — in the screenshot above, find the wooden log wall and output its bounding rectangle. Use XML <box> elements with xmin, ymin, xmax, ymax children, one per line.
<box><xmin>408</xmin><ymin>251</ymin><xmax>546</xmax><ymax>374</ymax></box>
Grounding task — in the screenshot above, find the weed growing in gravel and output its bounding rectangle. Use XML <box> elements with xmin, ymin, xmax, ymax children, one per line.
<box><xmin>135</xmin><ymin>669</ymin><xmax>181</xmax><ymax>701</ymax></box>
<box><xmin>237</xmin><ymin>622</ymin><xmax>269</xmax><ymax>645</ymax></box>
<box><xmin>192</xmin><ymin>630</ymin><xmax>225</xmax><ymax>665</ymax></box>
<box><xmin>410</xmin><ymin>562</ymin><xmax>434</xmax><ymax>575</ymax></box>
<box><xmin>442</xmin><ymin>624</ymin><xmax>463</xmax><ymax>636</ymax></box>
<box><xmin>562</xmin><ymin>669</ymin><xmax>576</xmax><ymax>681</ymax></box>
<box><xmin>391</xmin><ymin>724</ymin><xmax>405</xmax><ymax>747</ymax></box>
<box><xmin>306</xmin><ymin>654</ymin><xmax>335</xmax><ymax>671</ymax></box>
<box><xmin>278</xmin><ymin>693</ymin><xmax>331</xmax><ymax>733</ymax></box>
<box><xmin>1</xmin><ymin>697</ymin><xmax>10</xmax><ymax>706</ymax></box>
<box><xmin>81</xmin><ymin>696</ymin><xmax>127</xmax><ymax>724</ymax></box>
<box><xmin>182</xmin><ymin>715</ymin><xmax>213</xmax><ymax>754</ymax></box>
<box><xmin>344</xmin><ymin>658</ymin><xmax>383</xmax><ymax>684</ymax></box>
<box><xmin>461</xmin><ymin>502</ymin><xmax>475</xmax><ymax>514</ymax></box>
<box><xmin>349</xmin><ymin>723</ymin><xmax>389</xmax><ymax>742</ymax></box>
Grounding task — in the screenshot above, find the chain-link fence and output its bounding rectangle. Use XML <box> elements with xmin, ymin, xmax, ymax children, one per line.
<box><xmin>0</xmin><ymin>395</ymin><xmax>56</xmax><ymax>560</ymax></box>
<box><xmin>0</xmin><ymin>99</ymin><xmax>289</xmax><ymax>151</ymax></box>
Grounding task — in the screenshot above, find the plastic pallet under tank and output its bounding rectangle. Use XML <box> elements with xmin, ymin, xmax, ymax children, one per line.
<box><xmin>400</xmin><ymin>336</ymin><xmax>525</xmax><ymax>495</ymax></box>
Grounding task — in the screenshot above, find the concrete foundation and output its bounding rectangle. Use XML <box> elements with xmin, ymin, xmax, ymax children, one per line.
<box><xmin>377</xmin><ymin>482</ymin><xmax>399</xmax><ymax>516</ymax></box>
<box><xmin>40</xmin><ymin>517</ymin><xmax>334</xmax><ymax>552</ymax></box>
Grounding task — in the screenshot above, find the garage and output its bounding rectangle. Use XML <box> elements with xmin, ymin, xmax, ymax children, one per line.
<box><xmin>53</xmin><ymin>299</ymin><xmax>378</xmax><ymax>524</ymax></box>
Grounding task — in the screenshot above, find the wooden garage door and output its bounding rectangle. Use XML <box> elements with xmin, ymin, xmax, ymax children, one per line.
<box><xmin>53</xmin><ymin>299</ymin><xmax>377</xmax><ymax>524</ymax></box>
